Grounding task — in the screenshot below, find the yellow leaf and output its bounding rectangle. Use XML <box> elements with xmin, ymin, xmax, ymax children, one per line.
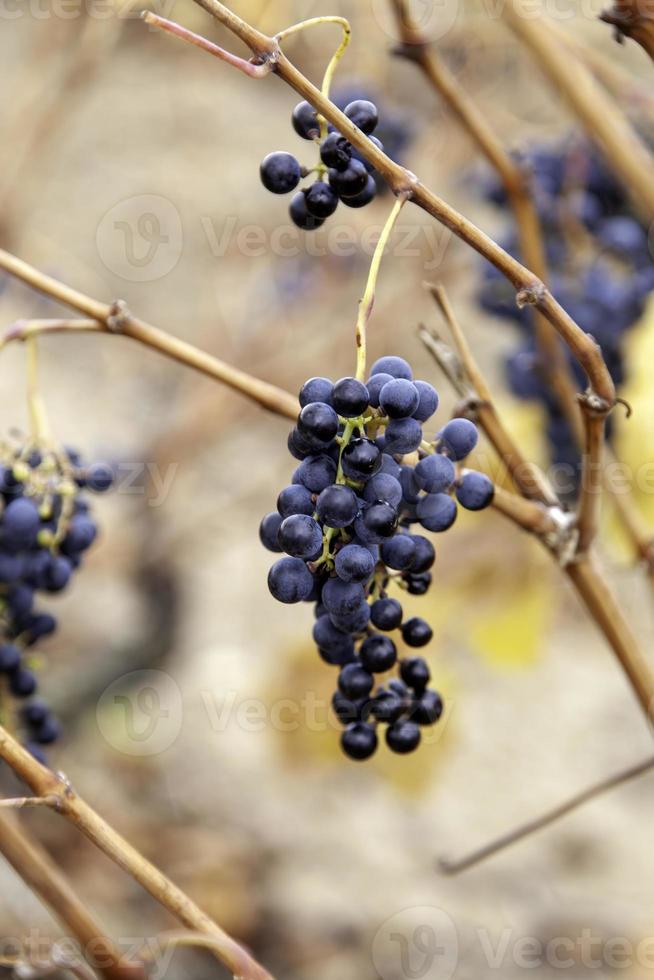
<box><xmin>469</xmin><ymin>576</ymin><xmax>552</xmax><ymax>669</ymax></box>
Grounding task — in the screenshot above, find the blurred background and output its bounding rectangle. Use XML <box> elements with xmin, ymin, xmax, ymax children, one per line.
<box><xmin>1</xmin><ymin>0</ymin><xmax>654</xmax><ymax>977</ymax></box>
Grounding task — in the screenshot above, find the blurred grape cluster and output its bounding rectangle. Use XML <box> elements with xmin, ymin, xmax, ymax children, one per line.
<box><xmin>477</xmin><ymin>137</ymin><xmax>654</xmax><ymax>492</ymax></box>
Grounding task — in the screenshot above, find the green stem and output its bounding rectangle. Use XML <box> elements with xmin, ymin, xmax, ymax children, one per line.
<box><xmin>355</xmin><ymin>197</ymin><xmax>407</xmax><ymax>382</ymax></box>
<box><xmin>275</xmin><ymin>16</ymin><xmax>351</xmax><ymax>141</ymax></box>
<box><xmin>26</xmin><ymin>336</ymin><xmax>51</xmax><ymax>444</ymax></box>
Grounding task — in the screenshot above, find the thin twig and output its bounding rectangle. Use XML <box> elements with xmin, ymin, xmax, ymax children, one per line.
<box><xmin>576</xmin><ymin>404</ymin><xmax>605</xmax><ymax>554</ymax></box>
<box><xmin>0</xmin><ymin>249</ymin><xmax>298</xmax><ymax>421</ymax></box>
<box><xmin>0</xmin><ymin>727</ymin><xmax>273</xmax><ymax>980</ymax></box>
<box><xmin>0</xmin><ymin>795</ymin><xmax>60</xmax><ymax>809</ymax></box>
<box><xmin>0</xmin><ymin>812</ymin><xmax>145</xmax><ymax>980</ymax></box>
<box><xmin>440</xmin><ymin>755</ymin><xmax>654</xmax><ymax>874</ymax></box>
<box><xmin>422</xmin><ymin>285</ymin><xmax>557</xmax><ymax>505</ymax></box>
<box><xmin>142</xmin><ymin>12</ymin><xmax>273</xmax><ymax>77</ymax></box>
<box><xmin>490</xmin><ymin>484</ymin><xmax>560</xmax><ymax>536</ymax></box>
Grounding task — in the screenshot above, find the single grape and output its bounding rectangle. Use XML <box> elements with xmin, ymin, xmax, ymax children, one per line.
<box><xmin>414</xmin><ymin>454</ymin><xmax>456</xmax><ymax>494</ymax></box>
<box><xmin>342</xmin><ymin>439</ymin><xmax>381</xmax><ymax>480</ymax></box>
<box><xmin>268</xmin><ymin>557</ymin><xmax>315</xmax><ymax>603</ymax></box>
<box><xmin>298</xmin><ymin>402</ymin><xmax>339</xmax><ymax>447</ymax></box>
<box><xmin>386</xmin><ymin>719</ymin><xmax>421</xmax><ymax>754</ymax></box>
<box><xmin>370</xmin><ymin>597</ymin><xmax>403</xmax><ymax>631</ymax></box>
<box><xmin>363</xmin><ymin>473</ymin><xmax>402</xmax><ymax>508</ymax></box>
<box><xmin>315</xmin><ymin>484</ymin><xmax>358</xmax><ymax>528</ymax></box>
<box><xmin>370</xmin><ymin>687</ymin><xmax>405</xmax><ymax>723</ymax></box>
<box><xmin>411</xmin><ymin>689</ymin><xmax>444</xmax><ymax>725</ymax></box>
<box><xmin>295</xmin><ymin>455</ymin><xmax>337</xmax><ymax>493</ymax></box>
<box><xmin>438</xmin><ymin>418</ymin><xmax>479</xmax><ymax>461</ymax></box>
<box><xmin>334</xmin><ymin>544</ymin><xmax>375</xmax><ymax>584</ymax></box>
<box><xmin>305</xmin><ymin>181</ymin><xmax>339</xmax><ymax>219</ymax></box>
<box><xmin>290</xmin><ymin>192</ymin><xmax>326</xmax><ymax>231</ymax></box>
<box><xmin>340</xmin><ymin>175</ymin><xmax>377</xmax><ymax>209</ymax></box>
<box><xmin>370</xmin><ymin>355</ymin><xmax>413</xmax><ymax>380</ymax></box>
<box><xmin>404</xmin><ymin>571</ymin><xmax>432</xmax><ymax>595</ymax></box>
<box><xmin>456</xmin><ymin>471</ymin><xmax>495</xmax><ymax>511</ymax></box>
<box><xmin>299</xmin><ymin>377</ymin><xmax>334</xmax><ymax>407</ymax></box>
<box><xmin>338</xmin><ymin>663</ymin><xmax>374</xmax><ymax>699</ymax></box>
<box><xmin>379</xmin><ymin>379</ymin><xmax>420</xmax><ymax>419</ymax></box>
<box><xmin>292</xmin><ymin>101</ymin><xmax>320</xmax><ymax>139</ymax></box>
<box><xmin>330</xmin><ymin>602</ymin><xmax>371</xmax><ymax>633</ymax></box>
<box><xmin>363</xmin><ymin>501</ymin><xmax>398</xmax><ymax>538</ymax></box>
<box><xmin>332</xmin><ymin>377</ymin><xmax>369</xmax><ymax>417</ymax></box>
<box><xmin>384</xmin><ymin>418</ymin><xmax>423</xmax><ymax>455</ymax></box>
<box><xmin>323</xmin><ymin>578</ymin><xmax>366</xmax><ymax>617</ymax></box>
<box><xmin>417</xmin><ymin>493</ymin><xmax>458</xmax><ymax>532</ymax></box>
<box><xmin>320</xmin><ymin>133</ymin><xmax>352</xmax><ymax>170</ymax></box>
<box><xmin>9</xmin><ymin>666</ymin><xmax>38</xmax><ymax>698</ymax></box>
<box><xmin>260</xmin><ymin>152</ymin><xmax>302</xmax><ymax>194</ymax></box>
<box><xmin>359</xmin><ymin>634</ymin><xmax>397</xmax><ymax>673</ymax></box>
<box><xmin>400</xmin><ymin>656</ymin><xmax>430</xmax><ymax>692</ymax></box>
<box><xmin>277</xmin><ymin>485</ymin><xmax>314</xmax><ymax>519</ymax></box>
<box><xmin>344</xmin><ymin>99</ymin><xmax>379</xmax><ymax>135</ymax></box>
<box><xmin>380</xmin><ymin>535</ymin><xmax>416</xmax><ymax>571</ymax></box>
<box><xmin>329</xmin><ymin>160</ymin><xmax>369</xmax><ymax>199</ymax></box>
<box><xmin>278</xmin><ymin>515</ymin><xmax>323</xmax><ymax>560</ymax></box>
<box><xmin>341</xmin><ymin>722</ymin><xmax>378</xmax><ymax>760</ymax></box>
<box><xmin>401</xmin><ymin>617</ymin><xmax>433</xmax><ymax>648</ymax></box>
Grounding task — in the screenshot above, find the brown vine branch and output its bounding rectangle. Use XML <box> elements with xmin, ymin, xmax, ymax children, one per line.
<box><xmin>388</xmin><ymin>0</ymin><xmax>581</xmax><ymax>445</ymax></box>
<box><xmin>490</xmin><ymin>484</ymin><xmax>560</xmax><ymax>537</ymax></box>
<box><xmin>576</xmin><ymin>401</ymin><xmax>607</xmax><ymax>554</ymax></box>
<box><xmin>600</xmin><ymin>0</ymin><xmax>654</xmax><ymax>60</ymax></box>
<box><xmin>421</xmin><ymin>285</ymin><xmax>557</xmax><ymax>505</ymax></box>
<box><xmin>142</xmin><ymin>13</ymin><xmax>274</xmax><ymax>76</ymax></box>
<box><xmin>504</xmin><ymin>0</ymin><xmax>654</xmax><ymax>221</ymax></box>
<box><xmin>440</xmin><ymin>754</ymin><xmax>654</xmax><ymax>874</ymax></box>
<box><xmin>420</xmin><ymin>288</ymin><xmax>654</xmax><ymax>720</ymax></box>
<box><xmin>145</xmin><ymin>0</ymin><xmax>616</xmax><ymax>412</ymax></box>
<box><xmin>0</xmin><ymin>812</ymin><xmax>145</xmax><ymax>980</ymax></box>
<box><xmin>0</xmin><ymin>727</ymin><xmax>273</xmax><ymax>980</ymax></box>
<box><xmin>0</xmin><ymin>249</ymin><xmax>298</xmax><ymax>422</ymax></box>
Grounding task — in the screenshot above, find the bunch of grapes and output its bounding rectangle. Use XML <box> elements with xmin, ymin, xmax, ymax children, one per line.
<box><xmin>260</xmin><ymin>356</ymin><xmax>494</xmax><ymax>760</ymax></box>
<box><xmin>0</xmin><ymin>441</ymin><xmax>113</xmax><ymax>762</ymax></box>
<box><xmin>259</xmin><ymin>98</ymin><xmax>384</xmax><ymax>229</ymax></box>
<box><xmin>476</xmin><ymin>138</ymin><xmax>654</xmax><ymax>492</ymax></box>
